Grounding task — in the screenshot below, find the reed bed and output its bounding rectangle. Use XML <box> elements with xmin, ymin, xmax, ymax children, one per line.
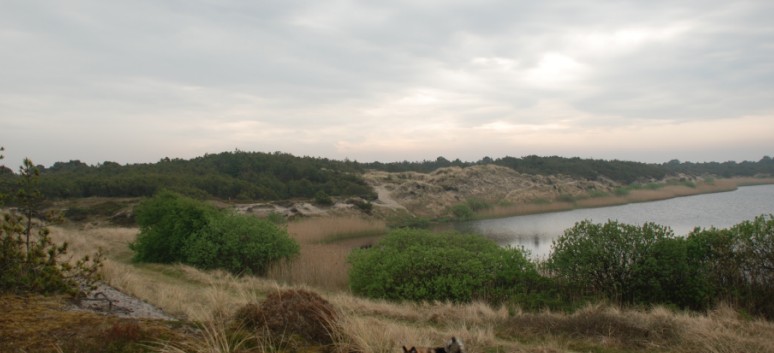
<box><xmin>287</xmin><ymin>216</ymin><xmax>387</xmax><ymax>243</ymax></box>
<box><xmin>267</xmin><ymin>216</ymin><xmax>387</xmax><ymax>291</ymax></box>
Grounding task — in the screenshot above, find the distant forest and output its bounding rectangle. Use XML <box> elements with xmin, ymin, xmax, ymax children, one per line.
<box><xmin>0</xmin><ymin>151</ymin><xmax>772</xmax><ymax>201</ymax></box>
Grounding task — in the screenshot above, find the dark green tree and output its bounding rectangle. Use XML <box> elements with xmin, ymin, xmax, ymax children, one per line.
<box><xmin>1</xmin><ymin>152</ymin><xmax>102</xmax><ymax>295</ymax></box>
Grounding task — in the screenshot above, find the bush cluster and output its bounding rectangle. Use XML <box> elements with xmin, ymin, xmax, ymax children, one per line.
<box><xmin>547</xmin><ymin>215</ymin><xmax>774</xmax><ymax>317</ymax></box>
<box><xmin>131</xmin><ymin>191</ymin><xmax>299</xmax><ymax>275</ymax></box>
<box><xmin>348</xmin><ymin>229</ymin><xmax>538</xmax><ymax>303</ymax></box>
<box><xmin>348</xmin><ymin>215</ymin><xmax>774</xmax><ymax>319</ymax></box>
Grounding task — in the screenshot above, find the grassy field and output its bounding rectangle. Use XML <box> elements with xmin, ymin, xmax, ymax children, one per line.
<box><xmin>7</xmin><ymin>216</ymin><xmax>767</xmax><ymax>353</ymax></box>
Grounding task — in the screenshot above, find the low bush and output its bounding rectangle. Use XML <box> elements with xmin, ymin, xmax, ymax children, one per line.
<box><xmin>235</xmin><ymin>289</ymin><xmax>338</xmax><ymax>345</ymax></box>
<box><xmin>687</xmin><ymin>214</ymin><xmax>774</xmax><ymax>318</ymax></box>
<box><xmin>547</xmin><ymin>220</ymin><xmax>676</xmax><ymax>305</ymax></box>
<box><xmin>348</xmin><ymin>229</ymin><xmax>538</xmax><ymax>304</ymax></box>
<box><xmin>183</xmin><ymin>211</ymin><xmax>299</xmax><ymax>275</ymax></box>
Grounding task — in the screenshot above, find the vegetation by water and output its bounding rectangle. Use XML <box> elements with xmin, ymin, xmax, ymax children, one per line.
<box><xmin>348</xmin><ymin>229</ymin><xmax>537</xmax><ymax>303</ymax></box>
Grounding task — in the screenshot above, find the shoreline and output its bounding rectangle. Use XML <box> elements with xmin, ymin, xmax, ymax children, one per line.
<box><xmin>475</xmin><ymin>177</ymin><xmax>774</xmax><ymax>220</ymax></box>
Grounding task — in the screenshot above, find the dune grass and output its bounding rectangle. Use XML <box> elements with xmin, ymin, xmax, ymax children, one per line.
<box><xmin>40</xmin><ymin>222</ymin><xmax>774</xmax><ymax>353</ymax></box>
<box><xmin>477</xmin><ymin>177</ymin><xmax>772</xmax><ymax>220</ymax></box>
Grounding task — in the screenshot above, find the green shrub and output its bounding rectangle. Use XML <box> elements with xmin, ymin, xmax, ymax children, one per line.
<box><xmin>450</xmin><ymin>204</ymin><xmax>474</xmax><ymax>221</ymax></box>
<box><xmin>386</xmin><ymin>211</ymin><xmax>431</xmax><ymax>229</ymax></box>
<box><xmin>131</xmin><ymin>190</ymin><xmax>217</xmax><ymax>263</ymax></box>
<box><xmin>688</xmin><ymin>215</ymin><xmax>774</xmax><ymax>318</ymax></box>
<box><xmin>348</xmin><ymin>229</ymin><xmax>538</xmax><ymax>304</ymax></box>
<box><xmin>630</xmin><ymin>237</ymin><xmax>714</xmax><ymax>310</ymax></box>
<box><xmin>547</xmin><ymin>220</ymin><xmax>674</xmax><ymax>305</ymax></box>
<box><xmin>313</xmin><ymin>190</ymin><xmax>333</xmax><ymax>206</ymax></box>
<box><xmin>183</xmin><ymin>212</ymin><xmax>299</xmax><ymax>275</ymax></box>
<box><xmin>556</xmin><ymin>194</ymin><xmax>576</xmax><ymax>203</ymax></box>
<box><xmin>348</xmin><ymin>198</ymin><xmax>373</xmax><ymax>214</ymax></box>
<box><xmin>131</xmin><ymin>191</ymin><xmax>299</xmax><ymax>275</ymax></box>
<box><xmin>465</xmin><ymin>198</ymin><xmax>492</xmax><ymax>211</ymax></box>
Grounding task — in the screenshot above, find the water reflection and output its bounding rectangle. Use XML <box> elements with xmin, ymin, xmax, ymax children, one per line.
<box><xmin>456</xmin><ymin>184</ymin><xmax>774</xmax><ymax>259</ymax></box>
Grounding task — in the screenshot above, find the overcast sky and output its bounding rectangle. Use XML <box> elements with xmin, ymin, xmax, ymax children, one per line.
<box><xmin>1</xmin><ymin>1</ymin><xmax>773</xmax><ymax>168</ymax></box>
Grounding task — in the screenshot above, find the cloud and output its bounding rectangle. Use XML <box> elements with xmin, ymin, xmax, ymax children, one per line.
<box><xmin>1</xmin><ymin>1</ymin><xmax>773</xmax><ymax>168</ymax></box>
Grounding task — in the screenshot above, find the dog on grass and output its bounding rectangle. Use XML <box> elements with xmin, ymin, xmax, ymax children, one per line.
<box><xmin>402</xmin><ymin>337</ymin><xmax>464</xmax><ymax>353</ymax></box>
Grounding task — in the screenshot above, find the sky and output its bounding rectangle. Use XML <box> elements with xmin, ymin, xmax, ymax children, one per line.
<box><xmin>1</xmin><ymin>0</ymin><xmax>773</xmax><ymax>169</ymax></box>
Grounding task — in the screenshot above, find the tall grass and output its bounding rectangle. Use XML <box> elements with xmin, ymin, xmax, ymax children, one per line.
<box><xmin>286</xmin><ymin>216</ymin><xmax>386</xmax><ymax>244</ymax></box>
<box><xmin>44</xmin><ymin>224</ymin><xmax>774</xmax><ymax>353</ymax></box>
<box><xmin>267</xmin><ymin>217</ymin><xmax>386</xmax><ymax>291</ymax></box>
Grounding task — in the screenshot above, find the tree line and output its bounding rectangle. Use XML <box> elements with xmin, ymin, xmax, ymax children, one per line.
<box><xmin>362</xmin><ymin>155</ymin><xmax>774</xmax><ymax>184</ymax></box>
<box><xmin>0</xmin><ymin>151</ymin><xmax>374</xmax><ymax>201</ymax></box>
<box><xmin>1</xmin><ymin>150</ymin><xmax>771</xmax><ymax>201</ymax></box>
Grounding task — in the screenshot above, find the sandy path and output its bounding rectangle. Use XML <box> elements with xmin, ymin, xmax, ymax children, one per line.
<box><xmin>372</xmin><ymin>185</ymin><xmax>408</xmax><ymax>211</ymax></box>
<box><xmin>69</xmin><ymin>282</ymin><xmax>176</xmax><ymax>321</ymax></box>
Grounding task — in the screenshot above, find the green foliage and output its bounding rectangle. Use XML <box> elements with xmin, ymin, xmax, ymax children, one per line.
<box><xmin>546</xmin><ymin>217</ymin><xmax>774</xmax><ymax>314</ymax></box>
<box><xmin>547</xmin><ymin>220</ymin><xmax>674</xmax><ymax>305</ymax></box>
<box><xmin>1</xmin><ymin>151</ymin><xmax>376</xmax><ymax>201</ymax></box>
<box><xmin>465</xmin><ymin>198</ymin><xmax>492</xmax><ymax>211</ymax></box>
<box><xmin>313</xmin><ymin>190</ymin><xmax>334</xmax><ymax>206</ymax></box>
<box><xmin>386</xmin><ymin>211</ymin><xmax>431</xmax><ymax>229</ymax></box>
<box><xmin>131</xmin><ymin>191</ymin><xmax>299</xmax><ymax>275</ymax></box>
<box><xmin>266</xmin><ymin>211</ymin><xmax>287</xmax><ymax>225</ymax></box>
<box><xmin>450</xmin><ymin>204</ymin><xmax>474</xmax><ymax>221</ymax></box>
<box><xmin>183</xmin><ymin>211</ymin><xmax>299</xmax><ymax>275</ymax></box>
<box><xmin>663</xmin><ymin>156</ymin><xmax>774</xmax><ymax>177</ymax></box>
<box><xmin>348</xmin><ymin>229</ymin><xmax>538</xmax><ymax>304</ymax></box>
<box><xmin>348</xmin><ymin>198</ymin><xmax>373</xmax><ymax>214</ymax></box>
<box><xmin>629</xmin><ymin>237</ymin><xmax>714</xmax><ymax>310</ymax></box>
<box><xmin>556</xmin><ymin>194</ymin><xmax>576</xmax><ymax>203</ymax></box>
<box><xmin>131</xmin><ymin>190</ymin><xmax>217</xmax><ymax>263</ymax></box>
<box><xmin>687</xmin><ymin>215</ymin><xmax>774</xmax><ymax>318</ymax></box>
<box><xmin>0</xmin><ymin>156</ymin><xmax>102</xmax><ymax>296</ymax></box>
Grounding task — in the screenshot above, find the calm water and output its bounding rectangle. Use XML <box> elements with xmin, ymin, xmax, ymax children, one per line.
<box><xmin>456</xmin><ymin>184</ymin><xmax>774</xmax><ymax>259</ymax></box>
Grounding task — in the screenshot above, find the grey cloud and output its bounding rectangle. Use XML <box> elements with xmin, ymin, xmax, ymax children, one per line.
<box><xmin>1</xmin><ymin>0</ymin><xmax>773</xmax><ymax>167</ymax></box>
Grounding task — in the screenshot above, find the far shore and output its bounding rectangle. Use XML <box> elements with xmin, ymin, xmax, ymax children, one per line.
<box><xmin>475</xmin><ymin>177</ymin><xmax>774</xmax><ymax>220</ymax></box>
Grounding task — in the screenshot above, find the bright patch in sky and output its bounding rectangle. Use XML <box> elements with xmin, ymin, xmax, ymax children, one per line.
<box><xmin>0</xmin><ymin>1</ymin><xmax>772</xmax><ymax>167</ymax></box>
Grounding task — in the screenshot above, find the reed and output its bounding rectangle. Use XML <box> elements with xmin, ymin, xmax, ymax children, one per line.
<box><xmin>287</xmin><ymin>216</ymin><xmax>386</xmax><ymax>243</ymax></box>
<box><xmin>267</xmin><ymin>216</ymin><xmax>387</xmax><ymax>291</ymax></box>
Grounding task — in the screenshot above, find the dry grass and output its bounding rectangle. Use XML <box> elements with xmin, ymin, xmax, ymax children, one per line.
<box><xmin>267</xmin><ymin>217</ymin><xmax>386</xmax><ymax>291</ymax></box>
<box><xmin>286</xmin><ymin>216</ymin><xmax>386</xmax><ymax>244</ymax></box>
<box><xmin>39</xmin><ymin>218</ymin><xmax>774</xmax><ymax>353</ymax></box>
<box><xmin>0</xmin><ymin>294</ymin><xmax>188</xmax><ymax>353</ymax></box>
<box><xmin>478</xmin><ymin>178</ymin><xmax>772</xmax><ymax>220</ymax></box>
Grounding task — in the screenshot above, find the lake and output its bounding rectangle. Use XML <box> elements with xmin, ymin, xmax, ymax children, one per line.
<box><xmin>455</xmin><ymin>184</ymin><xmax>774</xmax><ymax>259</ymax></box>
